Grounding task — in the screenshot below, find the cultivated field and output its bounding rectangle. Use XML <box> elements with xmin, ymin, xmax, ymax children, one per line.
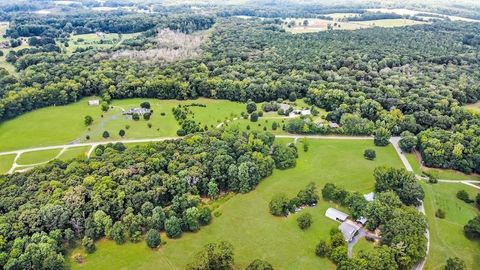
<box><xmin>423</xmin><ymin>183</ymin><xmax>480</xmax><ymax>269</ymax></box>
<box><xmin>69</xmin><ymin>139</ymin><xmax>404</xmax><ymax>269</ymax></box>
<box><xmin>284</xmin><ymin>18</ymin><xmax>427</xmax><ymax>33</ymax></box>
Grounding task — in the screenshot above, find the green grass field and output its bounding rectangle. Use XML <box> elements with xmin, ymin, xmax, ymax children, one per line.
<box><xmin>16</xmin><ymin>149</ymin><xmax>61</xmax><ymax>165</ymax></box>
<box><xmin>423</xmin><ymin>182</ymin><xmax>480</xmax><ymax>270</ymax></box>
<box><xmin>0</xmin><ymin>98</ymin><xmax>247</xmax><ymax>152</ymax></box>
<box><xmin>69</xmin><ymin>139</ymin><xmax>403</xmax><ymax>269</ymax></box>
<box><xmin>58</xmin><ymin>146</ymin><xmax>91</xmax><ymax>161</ymax></box>
<box><xmin>0</xmin><ymin>154</ymin><xmax>15</xmax><ymax>174</ymax></box>
<box><xmin>406</xmin><ymin>152</ymin><xmax>480</xmax><ymax>180</ymax></box>
<box><xmin>67</xmin><ymin>32</ymin><xmax>140</xmax><ymax>53</ymax></box>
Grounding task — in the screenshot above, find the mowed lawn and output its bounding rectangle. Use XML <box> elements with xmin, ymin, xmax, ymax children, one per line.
<box><xmin>0</xmin><ymin>154</ymin><xmax>15</xmax><ymax>174</ymax></box>
<box><xmin>58</xmin><ymin>146</ymin><xmax>91</xmax><ymax>161</ymax></box>
<box><xmin>0</xmin><ymin>98</ymin><xmax>245</xmax><ymax>152</ymax></box>
<box><xmin>16</xmin><ymin>149</ymin><xmax>61</xmax><ymax>165</ymax></box>
<box><xmin>70</xmin><ymin>139</ymin><xmax>404</xmax><ymax>270</ymax></box>
<box><xmin>423</xmin><ymin>182</ymin><xmax>480</xmax><ymax>270</ymax></box>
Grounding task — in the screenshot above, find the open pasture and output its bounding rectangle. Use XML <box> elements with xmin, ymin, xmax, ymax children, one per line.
<box><xmin>69</xmin><ymin>139</ymin><xmax>403</xmax><ymax>269</ymax></box>
<box><xmin>423</xmin><ymin>182</ymin><xmax>480</xmax><ymax>269</ymax></box>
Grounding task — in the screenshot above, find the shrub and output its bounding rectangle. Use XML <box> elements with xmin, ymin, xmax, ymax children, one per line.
<box><xmin>445</xmin><ymin>257</ymin><xmax>467</xmax><ymax>270</ymax></box>
<box><xmin>82</xmin><ymin>237</ymin><xmax>95</xmax><ymax>254</ymax></box>
<box><xmin>297</xmin><ymin>213</ymin><xmax>313</xmax><ymax>230</ymax></box>
<box><xmin>457</xmin><ymin>190</ymin><xmax>473</xmax><ymax>203</ymax></box>
<box><xmin>132</xmin><ymin>113</ymin><xmax>140</xmax><ymax>121</ymax></box>
<box><xmin>102</xmin><ymin>131</ymin><xmax>110</xmax><ymax>139</ymax></box>
<box><xmin>272</xmin><ymin>122</ymin><xmax>278</xmax><ymax>130</ymax></box>
<box><xmin>435</xmin><ymin>209</ymin><xmax>446</xmax><ymax>219</ymax></box>
<box><xmin>165</xmin><ymin>216</ymin><xmax>182</xmax><ymax>238</ymax></box>
<box><xmin>364</xmin><ymin>149</ymin><xmax>376</xmax><ymax>160</ymax></box>
<box><xmin>250</xmin><ymin>112</ymin><xmax>259</xmax><ymax>122</ymax></box>
<box><xmin>246</xmin><ymin>101</ymin><xmax>257</xmax><ymax>114</ymax></box>
<box><xmin>140</xmin><ymin>101</ymin><xmax>151</xmax><ymax>109</ymax></box>
<box><xmin>269</xmin><ymin>193</ymin><xmax>290</xmax><ymax>216</ymax></box>
<box><xmin>119</xmin><ymin>129</ymin><xmax>125</xmax><ymax>137</ymax></box>
<box><xmin>143</xmin><ymin>113</ymin><xmax>151</xmax><ymax>120</ymax></box>
<box><xmin>246</xmin><ymin>259</ymin><xmax>273</xmax><ymax>270</ymax></box>
<box><xmin>315</xmin><ymin>240</ymin><xmax>331</xmax><ymax>257</ymax></box>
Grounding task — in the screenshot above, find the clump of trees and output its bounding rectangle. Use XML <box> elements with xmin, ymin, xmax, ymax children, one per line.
<box><xmin>187</xmin><ymin>241</ymin><xmax>234</xmax><ymax>270</ymax></box>
<box><xmin>0</xmin><ymin>130</ymin><xmax>296</xmax><ymax>269</ymax></box>
<box><xmin>270</xmin><ymin>183</ymin><xmax>319</xmax><ymax>216</ymax></box>
<box><xmin>464</xmin><ymin>215</ymin><xmax>480</xmax><ymax>239</ymax></box>
<box><xmin>296</xmin><ymin>212</ymin><xmax>313</xmax><ymax>230</ymax></box>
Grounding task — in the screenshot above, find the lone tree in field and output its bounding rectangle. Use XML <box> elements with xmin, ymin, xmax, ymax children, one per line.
<box><xmin>140</xmin><ymin>101</ymin><xmax>151</xmax><ymax>109</ymax></box>
<box><xmin>246</xmin><ymin>259</ymin><xmax>273</xmax><ymax>270</ymax></box>
<box><xmin>297</xmin><ymin>212</ymin><xmax>313</xmax><ymax>230</ymax></box>
<box><xmin>84</xmin><ymin>115</ymin><xmax>93</xmax><ymax>126</ymax></box>
<box><xmin>146</xmin><ymin>229</ymin><xmax>161</xmax><ymax>248</ymax></box>
<box><xmin>102</xmin><ymin>131</ymin><xmax>110</xmax><ymax>139</ymax></box>
<box><xmin>364</xmin><ymin>149</ymin><xmax>376</xmax><ymax>160</ymax></box>
<box><xmin>119</xmin><ymin>129</ymin><xmax>125</xmax><ymax>137</ymax></box>
<box><xmin>250</xmin><ymin>112</ymin><xmax>259</xmax><ymax>122</ymax></box>
<box><xmin>187</xmin><ymin>241</ymin><xmax>234</xmax><ymax>270</ymax></box>
<box><xmin>144</xmin><ymin>113</ymin><xmax>151</xmax><ymax>120</ymax></box>
<box><xmin>246</xmin><ymin>100</ymin><xmax>257</xmax><ymax>114</ymax></box>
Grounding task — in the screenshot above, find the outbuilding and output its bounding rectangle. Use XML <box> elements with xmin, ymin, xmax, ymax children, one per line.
<box><xmin>325</xmin><ymin>208</ymin><xmax>348</xmax><ymax>222</ymax></box>
<box><xmin>88</xmin><ymin>99</ymin><xmax>100</xmax><ymax>106</ymax></box>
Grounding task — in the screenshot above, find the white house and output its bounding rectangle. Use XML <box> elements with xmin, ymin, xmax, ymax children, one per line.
<box><xmin>88</xmin><ymin>99</ymin><xmax>100</xmax><ymax>106</ymax></box>
<box><xmin>325</xmin><ymin>208</ymin><xmax>348</xmax><ymax>222</ymax></box>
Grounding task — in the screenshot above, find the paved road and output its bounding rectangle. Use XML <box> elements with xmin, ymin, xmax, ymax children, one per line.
<box><xmin>389</xmin><ymin>137</ymin><xmax>414</xmax><ymax>172</ymax></box>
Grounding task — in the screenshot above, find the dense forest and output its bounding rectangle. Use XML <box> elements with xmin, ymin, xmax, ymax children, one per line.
<box><xmin>0</xmin><ymin>129</ymin><xmax>297</xmax><ymax>269</ymax></box>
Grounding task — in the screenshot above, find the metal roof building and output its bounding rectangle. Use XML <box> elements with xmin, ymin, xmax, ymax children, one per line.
<box><xmin>325</xmin><ymin>208</ymin><xmax>349</xmax><ymax>222</ymax></box>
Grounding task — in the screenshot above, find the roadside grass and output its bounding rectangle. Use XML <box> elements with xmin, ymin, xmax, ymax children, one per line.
<box><xmin>58</xmin><ymin>146</ymin><xmax>91</xmax><ymax>161</ymax></box>
<box><xmin>406</xmin><ymin>152</ymin><xmax>479</xmax><ymax>180</ymax></box>
<box><xmin>0</xmin><ymin>154</ymin><xmax>15</xmax><ymax>174</ymax></box>
<box><xmin>69</xmin><ymin>139</ymin><xmax>404</xmax><ymax>270</ymax></box>
<box><xmin>16</xmin><ymin>149</ymin><xmax>61</xmax><ymax>165</ymax></box>
<box><xmin>422</xmin><ymin>182</ymin><xmax>480</xmax><ymax>270</ymax></box>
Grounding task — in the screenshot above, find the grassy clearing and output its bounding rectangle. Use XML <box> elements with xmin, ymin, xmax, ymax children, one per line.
<box><xmin>465</xmin><ymin>101</ymin><xmax>480</xmax><ymax>112</ymax></box>
<box><xmin>422</xmin><ymin>182</ymin><xmax>480</xmax><ymax>269</ymax></box>
<box><xmin>58</xmin><ymin>146</ymin><xmax>91</xmax><ymax>161</ymax></box>
<box><xmin>0</xmin><ymin>43</ymin><xmax>30</xmax><ymax>75</ymax></box>
<box><xmin>69</xmin><ymin>139</ymin><xmax>404</xmax><ymax>269</ymax></box>
<box><xmin>16</xmin><ymin>149</ymin><xmax>61</xmax><ymax>165</ymax></box>
<box><xmin>284</xmin><ymin>18</ymin><xmax>427</xmax><ymax>34</ymax></box>
<box><xmin>0</xmin><ymin>154</ymin><xmax>15</xmax><ymax>174</ymax></box>
<box><xmin>352</xmin><ymin>238</ymin><xmax>376</xmax><ymax>257</ymax></box>
<box><xmin>0</xmin><ymin>23</ymin><xmax>8</xmax><ymax>42</ymax></box>
<box><xmin>406</xmin><ymin>152</ymin><xmax>479</xmax><ymax>180</ymax></box>
<box><xmin>0</xmin><ymin>98</ymin><xmax>245</xmax><ymax>152</ymax></box>
<box><xmin>67</xmin><ymin>32</ymin><xmax>140</xmax><ymax>53</ymax></box>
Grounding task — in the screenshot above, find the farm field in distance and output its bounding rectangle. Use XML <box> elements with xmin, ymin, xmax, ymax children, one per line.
<box><xmin>423</xmin><ymin>182</ymin><xmax>480</xmax><ymax>269</ymax></box>
<box><xmin>66</xmin><ymin>32</ymin><xmax>141</xmax><ymax>53</ymax></box>
<box><xmin>465</xmin><ymin>101</ymin><xmax>480</xmax><ymax>112</ymax></box>
<box><xmin>284</xmin><ymin>17</ymin><xmax>427</xmax><ymax>34</ymax></box>
<box><xmin>69</xmin><ymin>139</ymin><xmax>404</xmax><ymax>269</ymax></box>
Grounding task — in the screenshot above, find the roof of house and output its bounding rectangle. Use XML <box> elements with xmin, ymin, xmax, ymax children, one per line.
<box><xmin>364</xmin><ymin>192</ymin><xmax>375</xmax><ymax>202</ymax></box>
<box><xmin>88</xmin><ymin>99</ymin><xmax>100</xmax><ymax>105</ymax></box>
<box><xmin>357</xmin><ymin>217</ymin><xmax>368</xmax><ymax>225</ymax></box>
<box><xmin>339</xmin><ymin>222</ymin><xmax>360</xmax><ymax>242</ymax></box>
<box><xmin>325</xmin><ymin>208</ymin><xmax>349</xmax><ymax>222</ymax></box>
<box><xmin>279</xmin><ymin>104</ymin><xmax>291</xmax><ymax>111</ymax></box>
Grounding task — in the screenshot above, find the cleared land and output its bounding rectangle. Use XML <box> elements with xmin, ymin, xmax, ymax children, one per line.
<box><xmin>0</xmin><ymin>98</ymin><xmax>246</xmax><ymax>152</ymax></box>
<box><xmin>57</xmin><ymin>146</ymin><xmax>90</xmax><ymax>161</ymax></box>
<box><xmin>465</xmin><ymin>101</ymin><xmax>480</xmax><ymax>112</ymax></box>
<box><xmin>0</xmin><ymin>154</ymin><xmax>15</xmax><ymax>174</ymax></box>
<box><xmin>16</xmin><ymin>149</ymin><xmax>61</xmax><ymax>165</ymax></box>
<box><xmin>69</xmin><ymin>139</ymin><xmax>403</xmax><ymax>269</ymax></box>
<box><xmin>423</xmin><ymin>182</ymin><xmax>480</xmax><ymax>269</ymax></box>
<box><xmin>284</xmin><ymin>18</ymin><xmax>427</xmax><ymax>34</ymax></box>
<box><xmin>67</xmin><ymin>32</ymin><xmax>140</xmax><ymax>53</ymax></box>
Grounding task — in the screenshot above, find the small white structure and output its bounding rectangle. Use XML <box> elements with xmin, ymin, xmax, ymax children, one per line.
<box><xmin>325</xmin><ymin>208</ymin><xmax>348</xmax><ymax>222</ymax></box>
<box><xmin>356</xmin><ymin>217</ymin><xmax>368</xmax><ymax>225</ymax></box>
<box><xmin>364</xmin><ymin>192</ymin><xmax>375</xmax><ymax>202</ymax></box>
<box><xmin>339</xmin><ymin>222</ymin><xmax>360</xmax><ymax>242</ymax></box>
<box><xmin>329</xmin><ymin>122</ymin><xmax>340</xmax><ymax>128</ymax></box>
<box><xmin>293</xmin><ymin>109</ymin><xmax>311</xmax><ymax>116</ymax></box>
<box><xmin>279</xmin><ymin>104</ymin><xmax>291</xmax><ymax>111</ymax></box>
<box><xmin>88</xmin><ymin>99</ymin><xmax>100</xmax><ymax>106</ymax></box>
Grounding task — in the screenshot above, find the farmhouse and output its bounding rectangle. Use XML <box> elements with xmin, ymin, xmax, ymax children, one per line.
<box><xmin>123</xmin><ymin>108</ymin><xmax>151</xmax><ymax>115</ymax></box>
<box><xmin>325</xmin><ymin>207</ymin><xmax>348</xmax><ymax>222</ymax></box>
<box><xmin>339</xmin><ymin>221</ymin><xmax>360</xmax><ymax>242</ymax></box>
<box><xmin>88</xmin><ymin>99</ymin><xmax>100</xmax><ymax>106</ymax></box>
